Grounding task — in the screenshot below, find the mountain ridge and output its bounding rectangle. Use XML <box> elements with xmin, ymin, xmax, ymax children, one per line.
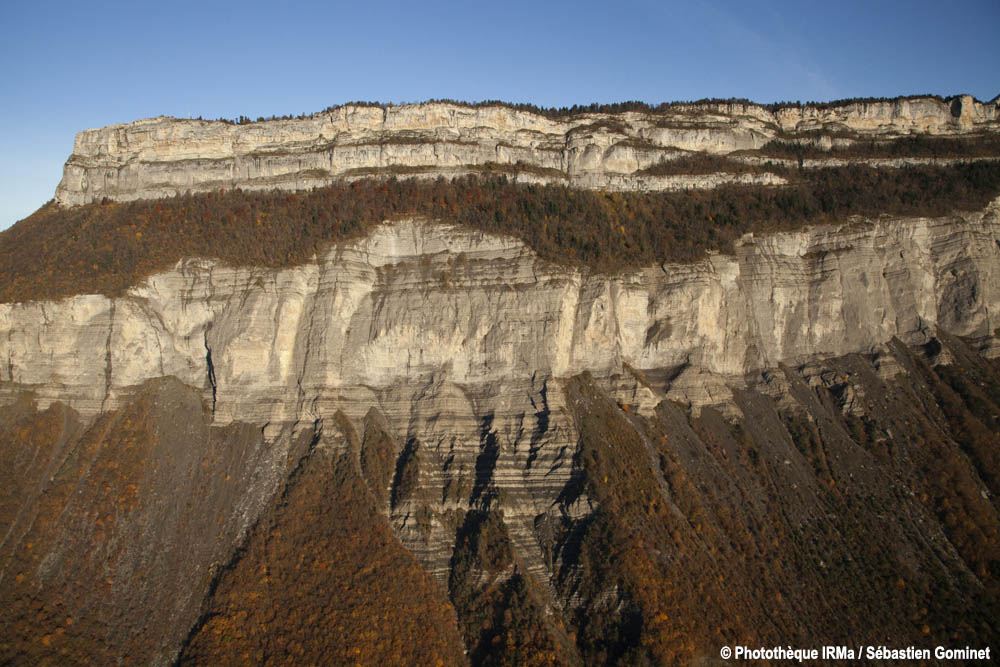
<box><xmin>54</xmin><ymin>95</ymin><xmax>1000</xmax><ymax>206</ymax></box>
<box><xmin>2</xmin><ymin>95</ymin><xmax>1000</xmax><ymax>664</ymax></box>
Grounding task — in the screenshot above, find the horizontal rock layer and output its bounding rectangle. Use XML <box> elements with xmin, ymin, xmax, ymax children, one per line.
<box><xmin>3</xmin><ymin>201</ymin><xmax>999</xmax><ymax>583</ymax></box>
<box><xmin>54</xmin><ymin>96</ymin><xmax>1000</xmax><ymax>205</ymax></box>
<box><xmin>5</xmin><ymin>182</ymin><xmax>1000</xmax><ymax>662</ymax></box>
<box><xmin>4</xmin><ymin>202</ymin><xmax>999</xmax><ymax>423</ymax></box>
<box><xmin>8</xmin><ymin>330</ymin><xmax>998</xmax><ymax>665</ymax></box>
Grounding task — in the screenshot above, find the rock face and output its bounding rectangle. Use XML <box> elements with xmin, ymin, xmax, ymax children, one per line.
<box><xmin>4</xmin><ymin>203</ymin><xmax>998</xmax><ymax>424</ymax></box>
<box><xmin>5</xmin><ymin>99</ymin><xmax>1000</xmax><ymax>664</ymax></box>
<box><xmin>54</xmin><ymin>96</ymin><xmax>999</xmax><ymax>205</ymax></box>
<box><xmin>2</xmin><ymin>198</ymin><xmax>999</xmax><ymax>606</ymax></box>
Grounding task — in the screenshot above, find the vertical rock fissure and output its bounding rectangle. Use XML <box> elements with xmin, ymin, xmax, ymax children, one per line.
<box><xmin>154</xmin><ymin>328</ymin><xmax>166</xmax><ymax>377</ymax></box>
<box><xmin>203</xmin><ymin>327</ymin><xmax>216</xmax><ymax>416</ymax></box>
<box><xmin>526</xmin><ymin>378</ymin><xmax>550</xmax><ymax>470</ymax></box>
<box><xmin>100</xmin><ymin>301</ymin><xmax>116</xmax><ymax>413</ymax></box>
<box><xmin>390</xmin><ymin>437</ymin><xmax>421</xmax><ymax>511</ymax></box>
<box><xmin>734</xmin><ymin>247</ymin><xmax>767</xmax><ymax>371</ymax></box>
<box><xmin>293</xmin><ymin>282</ymin><xmax>320</xmax><ymax>421</ymax></box>
<box><xmin>471</xmin><ymin>413</ymin><xmax>500</xmax><ymax>508</ymax></box>
<box><xmin>6</xmin><ymin>326</ymin><xmax>13</xmax><ymax>382</ymax></box>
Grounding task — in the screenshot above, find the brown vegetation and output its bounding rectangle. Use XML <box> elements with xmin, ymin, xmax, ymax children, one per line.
<box><xmin>0</xmin><ymin>379</ymin><xmax>272</xmax><ymax>665</ymax></box>
<box><xmin>762</xmin><ymin>134</ymin><xmax>1000</xmax><ymax>160</ymax></box>
<box><xmin>448</xmin><ymin>511</ymin><xmax>579</xmax><ymax>665</ymax></box>
<box><xmin>180</xmin><ymin>442</ymin><xmax>466</xmax><ymax>665</ymax></box>
<box><xmin>3</xmin><ymin>338</ymin><xmax>999</xmax><ymax>664</ymax></box>
<box><xmin>550</xmin><ymin>336</ymin><xmax>1000</xmax><ymax>664</ymax></box>
<box><xmin>637</xmin><ymin>153</ymin><xmax>782</xmax><ymax>176</ymax></box>
<box><xmin>3</xmin><ymin>161</ymin><xmax>999</xmax><ymax>303</ymax></box>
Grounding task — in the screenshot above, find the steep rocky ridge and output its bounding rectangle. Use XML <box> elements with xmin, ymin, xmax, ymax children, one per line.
<box><xmin>54</xmin><ymin>96</ymin><xmax>999</xmax><ymax>205</ymax></box>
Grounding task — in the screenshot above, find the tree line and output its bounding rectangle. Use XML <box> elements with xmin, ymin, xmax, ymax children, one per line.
<box><xmin>2</xmin><ymin>161</ymin><xmax>999</xmax><ymax>303</ymax></box>
<box><xmin>197</xmin><ymin>94</ymin><xmax>984</xmax><ymax>126</ymax></box>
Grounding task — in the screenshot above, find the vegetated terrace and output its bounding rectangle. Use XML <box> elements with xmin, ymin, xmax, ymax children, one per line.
<box><xmin>1</xmin><ymin>161</ymin><xmax>999</xmax><ymax>303</ymax></box>
<box><xmin>758</xmin><ymin>134</ymin><xmax>1000</xmax><ymax>161</ymax></box>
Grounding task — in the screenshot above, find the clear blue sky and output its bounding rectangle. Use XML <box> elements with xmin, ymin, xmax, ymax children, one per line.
<box><xmin>2</xmin><ymin>0</ymin><xmax>997</xmax><ymax>230</ymax></box>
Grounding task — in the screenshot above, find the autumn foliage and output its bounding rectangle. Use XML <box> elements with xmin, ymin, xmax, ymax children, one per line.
<box><xmin>2</xmin><ymin>162</ymin><xmax>1000</xmax><ymax>303</ymax></box>
<box><xmin>180</xmin><ymin>446</ymin><xmax>466</xmax><ymax>665</ymax></box>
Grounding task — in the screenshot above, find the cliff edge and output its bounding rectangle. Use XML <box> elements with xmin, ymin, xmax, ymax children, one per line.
<box><xmin>54</xmin><ymin>96</ymin><xmax>999</xmax><ymax>206</ymax></box>
<box><xmin>3</xmin><ymin>96</ymin><xmax>1000</xmax><ymax>665</ymax></box>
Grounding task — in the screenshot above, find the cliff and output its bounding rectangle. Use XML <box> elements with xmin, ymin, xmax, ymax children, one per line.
<box><xmin>3</xmin><ymin>206</ymin><xmax>999</xmax><ymax>424</ymax></box>
<box><xmin>54</xmin><ymin>96</ymin><xmax>999</xmax><ymax>206</ymax></box>
<box><xmin>3</xmin><ymin>99</ymin><xmax>1000</xmax><ymax>664</ymax></box>
<box><xmin>4</xmin><ymin>203</ymin><xmax>1000</xmax><ymax>661</ymax></box>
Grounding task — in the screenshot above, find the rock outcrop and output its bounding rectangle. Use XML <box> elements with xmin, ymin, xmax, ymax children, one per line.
<box><xmin>54</xmin><ymin>96</ymin><xmax>999</xmax><ymax>206</ymax></box>
<box><xmin>5</xmin><ymin>98</ymin><xmax>1000</xmax><ymax>664</ymax></box>
<box><xmin>2</xmin><ymin>197</ymin><xmax>999</xmax><ymax>605</ymax></box>
<box><xmin>4</xmin><ymin>202</ymin><xmax>998</xmax><ymax>424</ymax></box>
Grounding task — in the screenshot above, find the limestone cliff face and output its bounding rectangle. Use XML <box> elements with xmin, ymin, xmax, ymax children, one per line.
<box><xmin>8</xmin><ymin>96</ymin><xmax>1000</xmax><ymax>664</ymax></box>
<box><xmin>3</xmin><ymin>199</ymin><xmax>999</xmax><ymax>586</ymax></box>
<box><xmin>5</xmin><ymin>202</ymin><xmax>998</xmax><ymax>420</ymax></box>
<box><xmin>54</xmin><ymin>96</ymin><xmax>999</xmax><ymax>205</ymax></box>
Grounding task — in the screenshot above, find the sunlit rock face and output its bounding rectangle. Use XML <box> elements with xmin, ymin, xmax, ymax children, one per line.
<box><xmin>5</xmin><ymin>200</ymin><xmax>999</xmax><ymax>423</ymax></box>
<box><xmin>7</xmin><ymin>127</ymin><xmax>1000</xmax><ymax>665</ymax></box>
<box><xmin>3</xmin><ymin>198</ymin><xmax>999</xmax><ymax>590</ymax></box>
<box><xmin>53</xmin><ymin>96</ymin><xmax>999</xmax><ymax>205</ymax></box>
<box><xmin>6</xmin><ymin>91</ymin><xmax>1000</xmax><ymax>666</ymax></box>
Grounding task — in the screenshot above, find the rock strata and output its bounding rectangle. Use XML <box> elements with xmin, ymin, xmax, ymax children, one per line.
<box><xmin>4</xmin><ymin>102</ymin><xmax>1000</xmax><ymax>662</ymax></box>
<box><xmin>3</xmin><ymin>199</ymin><xmax>999</xmax><ymax>590</ymax></box>
<box><xmin>54</xmin><ymin>96</ymin><xmax>1000</xmax><ymax>205</ymax></box>
<box><xmin>4</xmin><ymin>201</ymin><xmax>998</xmax><ymax>423</ymax></box>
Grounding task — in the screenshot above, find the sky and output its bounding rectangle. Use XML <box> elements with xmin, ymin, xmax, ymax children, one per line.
<box><xmin>1</xmin><ymin>0</ymin><xmax>997</xmax><ymax>230</ymax></box>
